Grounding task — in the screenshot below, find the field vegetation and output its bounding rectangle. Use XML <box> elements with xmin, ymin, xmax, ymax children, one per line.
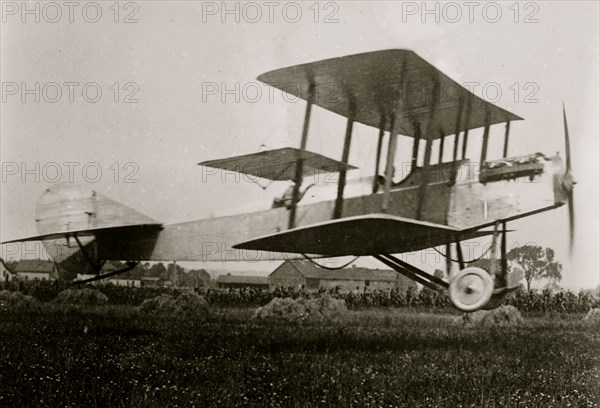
<box><xmin>1</xmin><ymin>280</ymin><xmax>599</xmax><ymax>312</ymax></box>
<box><xmin>0</xmin><ymin>282</ymin><xmax>598</xmax><ymax>407</ymax></box>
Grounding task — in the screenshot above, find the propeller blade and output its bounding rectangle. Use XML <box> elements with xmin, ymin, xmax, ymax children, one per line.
<box><xmin>568</xmin><ymin>190</ymin><xmax>575</xmax><ymax>254</ymax></box>
<box><xmin>562</xmin><ymin>103</ymin><xmax>575</xmax><ymax>255</ymax></box>
<box><xmin>562</xmin><ymin>102</ymin><xmax>572</xmax><ymax>172</ymax></box>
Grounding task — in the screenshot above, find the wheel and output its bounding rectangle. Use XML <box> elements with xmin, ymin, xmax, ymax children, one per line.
<box><xmin>448</xmin><ymin>267</ymin><xmax>494</xmax><ymax>312</ymax></box>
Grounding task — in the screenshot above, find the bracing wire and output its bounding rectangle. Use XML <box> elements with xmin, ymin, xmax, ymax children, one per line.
<box><xmin>432</xmin><ymin>245</ymin><xmax>494</xmax><ymax>264</ymax></box>
<box><xmin>301</xmin><ymin>254</ymin><xmax>360</xmax><ymax>270</ymax></box>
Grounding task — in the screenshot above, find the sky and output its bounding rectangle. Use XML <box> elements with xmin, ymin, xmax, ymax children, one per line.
<box><xmin>1</xmin><ymin>1</ymin><xmax>598</xmax><ymax>289</ymax></box>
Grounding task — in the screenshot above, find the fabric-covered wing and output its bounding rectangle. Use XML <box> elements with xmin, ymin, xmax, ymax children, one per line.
<box><xmin>198</xmin><ymin>147</ymin><xmax>357</xmax><ymax>181</ymax></box>
<box><xmin>258</xmin><ymin>49</ymin><xmax>522</xmax><ymax>139</ymax></box>
<box><xmin>233</xmin><ymin>214</ymin><xmax>460</xmax><ymax>256</ymax></box>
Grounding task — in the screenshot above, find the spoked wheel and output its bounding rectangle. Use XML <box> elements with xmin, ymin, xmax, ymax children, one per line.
<box><xmin>449</xmin><ymin>267</ymin><xmax>494</xmax><ymax>312</ymax></box>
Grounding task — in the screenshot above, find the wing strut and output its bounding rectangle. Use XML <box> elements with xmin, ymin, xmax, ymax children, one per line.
<box><xmin>416</xmin><ymin>76</ymin><xmax>441</xmax><ymax>219</ymax></box>
<box><xmin>438</xmin><ymin>132</ymin><xmax>445</xmax><ymax>164</ymax></box>
<box><xmin>410</xmin><ymin>123</ymin><xmax>421</xmax><ymax>172</ymax></box>
<box><xmin>479</xmin><ymin>107</ymin><xmax>492</xmax><ymax>167</ymax></box>
<box><xmin>333</xmin><ymin>107</ymin><xmax>355</xmax><ymax>219</ymax></box>
<box><xmin>451</xmin><ymin>96</ymin><xmax>464</xmax><ymax>182</ymax></box>
<box><xmin>382</xmin><ymin>115</ymin><xmax>398</xmax><ymax>211</ymax></box>
<box><xmin>503</xmin><ymin>121</ymin><xmax>511</xmax><ymax>157</ymax></box>
<box><xmin>461</xmin><ymin>98</ymin><xmax>473</xmax><ymax>159</ymax></box>
<box><xmin>372</xmin><ymin>117</ymin><xmax>386</xmax><ymax>194</ymax></box>
<box><xmin>289</xmin><ymin>83</ymin><xmax>314</xmax><ymax>229</ymax></box>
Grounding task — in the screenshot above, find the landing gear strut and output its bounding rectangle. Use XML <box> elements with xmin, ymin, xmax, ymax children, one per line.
<box><xmin>449</xmin><ymin>222</ymin><xmax>514</xmax><ymax>311</ymax></box>
<box><xmin>375</xmin><ymin>222</ymin><xmax>516</xmax><ymax>312</ymax></box>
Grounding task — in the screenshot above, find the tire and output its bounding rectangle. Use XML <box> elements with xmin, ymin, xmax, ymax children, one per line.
<box><xmin>448</xmin><ymin>267</ymin><xmax>494</xmax><ymax>312</ymax></box>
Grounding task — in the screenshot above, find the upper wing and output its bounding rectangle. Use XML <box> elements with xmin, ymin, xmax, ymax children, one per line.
<box><xmin>198</xmin><ymin>147</ymin><xmax>357</xmax><ymax>181</ymax></box>
<box><xmin>258</xmin><ymin>49</ymin><xmax>522</xmax><ymax>138</ymax></box>
<box><xmin>233</xmin><ymin>214</ymin><xmax>460</xmax><ymax>256</ymax></box>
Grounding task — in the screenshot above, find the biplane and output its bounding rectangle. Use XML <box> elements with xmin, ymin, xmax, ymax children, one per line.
<box><xmin>2</xmin><ymin>50</ymin><xmax>575</xmax><ymax>312</ymax></box>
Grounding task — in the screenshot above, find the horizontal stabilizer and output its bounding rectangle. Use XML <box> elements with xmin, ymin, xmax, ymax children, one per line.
<box><xmin>199</xmin><ymin>147</ymin><xmax>357</xmax><ymax>181</ymax></box>
<box><xmin>233</xmin><ymin>214</ymin><xmax>459</xmax><ymax>256</ymax></box>
<box><xmin>1</xmin><ymin>224</ymin><xmax>162</xmax><ymax>244</ymax></box>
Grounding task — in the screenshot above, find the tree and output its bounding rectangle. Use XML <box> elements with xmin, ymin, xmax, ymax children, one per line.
<box><xmin>166</xmin><ymin>262</ymin><xmax>185</xmax><ymax>287</ymax></box>
<box><xmin>544</xmin><ymin>280</ymin><xmax>561</xmax><ymax>294</ymax></box>
<box><xmin>507</xmin><ymin>245</ymin><xmax>562</xmax><ymax>292</ymax></box>
<box><xmin>117</xmin><ymin>262</ymin><xmax>146</xmax><ymax>279</ymax></box>
<box><xmin>433</xmin><ymin>269</ymin><xmax>445</xmax><ymax>279</ymax></box>
<box><xmin>470</xmin><ymin>258</ymin><xmax>501</xmax><ymax>273</ymax></box>
<box><xmin>184</xmin><ymin>269</ymin><xmax>212</xmax><ymax>288</ymax></box>
<box><xmin>148</xmin><ymin>263</ymin><xmax>167</xmax><ymax>278</ymax></box>
<box><xmin>3</xmin><ymin>259</ymin><xmax>18</xmax><ymax>271</ymax></box>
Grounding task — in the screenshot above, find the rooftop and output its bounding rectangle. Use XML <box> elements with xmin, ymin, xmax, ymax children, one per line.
<box><xmin>273</xmin><ymin>260</ymin><xmax>403</xmax><ymax>282</ymax></box>
<box><xmin>216</xmin><ymin>275</ymin><xmax>269</xmax><ymax>285</ymax></box>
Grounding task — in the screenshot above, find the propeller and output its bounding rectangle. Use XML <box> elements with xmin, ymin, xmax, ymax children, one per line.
<box><xmin>562</xmin><ymin>103</ymin><xmax>576</xmax><ymax>254</ymax></box>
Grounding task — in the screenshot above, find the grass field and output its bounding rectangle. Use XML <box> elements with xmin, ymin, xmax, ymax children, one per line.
<box><xmin>0</xmin><ymin>306</ymin><xmax>598</xmax><ymax>407</ymax></box>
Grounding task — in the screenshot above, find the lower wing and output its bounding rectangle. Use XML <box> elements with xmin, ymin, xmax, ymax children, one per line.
<box><xmin>233</xmin><ymin>214</ymin><xmax>493</xmax><ymax>256</ymax></box>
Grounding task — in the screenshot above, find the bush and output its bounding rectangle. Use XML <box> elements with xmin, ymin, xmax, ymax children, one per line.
<box><xmin>53</xmin><ymin>288</ymin><xmax>109</xmax><ymax>305</ymax></box>
<box><xmin>583</xmin><ymin>308</ymin><xmax>600</xmax><ymax>321</ymax></box>
<box><xmin>456</xmin><ymin>305</ymin><xmax>523</xmax><ymax>327</ymax></box>
<box><xmin>253</xmin><ymin>294</ymin><xmax>347</xmax><ymax>323</ymax></box>
<box><xmin>138</xmin><ymin>291</ymin><xmax>209</xmax><ymax>319</ymax></box>
<box><xmin>0</xmin><ymin>290</ymin><xmax>37</xmax><ymax>309</ymax></box>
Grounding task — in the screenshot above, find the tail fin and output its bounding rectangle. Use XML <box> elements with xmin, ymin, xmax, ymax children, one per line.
<box><xmin>35</xmin><ymin>184</ymin><xmax>159</xmax><ymax>236</ymax></box>
<box><xmin>3</xmin><ymin>184</ymin><xmax>161</xmax><ymax>280</ymax></box>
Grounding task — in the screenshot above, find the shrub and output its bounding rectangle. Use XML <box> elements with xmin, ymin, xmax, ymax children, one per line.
<box><xmin>53</xmin><ymin>288</ymin><xmax>109</xmax><ymax>305</ymax></box>
<box><xmin>138</xmin><ymin>294</ymin><xmax>172</xmax><ymax>314</ymax></box>
<box><xmin>480</xmin><ymin>305</ymin><xmax>523</xmax><ymax>326</ymax></box>
<box><xmin>583</xmin><ymin>308</ymin><xmax>600</xmax><ymax>321</ymax></box>
<box><xmin>0</xmin><ymin>290</ymin><xmax>37</xmax><ymax>309</ymax></box>
<box><xmin>456</xmin><ymin>305</ymin><xmax>523</xmax><ymax>327</ymax></box>
<box><xmin>138</xmin><ymin>291</ymin><xmax>209</xmax><ymax>319</ymax></box>
<box><xmin>253</xmin><ymin>294</ymin><xmax>347</xmax><ymax>323</ymax></box>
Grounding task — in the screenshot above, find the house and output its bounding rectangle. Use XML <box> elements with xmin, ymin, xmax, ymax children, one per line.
<box><xmin>73</xmin><ymin>274</ymin><xmax>142</xmax><ymax>287</ymax></box>
<box><xmin>269</xmin><ymin>260</ymin><xmax>417</xmax><ymax>292</ymax></box>
<box><xmin>14</xmin><ymin>260</ymin><xmax>57</xmax><ymax>280</ymax></box>
<box><xmin>74</xmin><ymin>262</ymin><xmax>137</xmax><ymax>285</ymax></box>
<box><xmin>140</xmin><ymin>277</ymin><xmax>165</xmax><ymax>288</ymax></box>
<box><xmin>0</xmin><ymin>259</ymin><xmax>15</xmax><ymax>282</ymax></box>
<box><xmin>216</xmin><ymin>274</ymin><xmax>270</xmax><ymax>289</ymax></box>
<box><xmin>107</xmin><ymin>278</ymin><xmax>141</xmax><ymax>288</ymax></box>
